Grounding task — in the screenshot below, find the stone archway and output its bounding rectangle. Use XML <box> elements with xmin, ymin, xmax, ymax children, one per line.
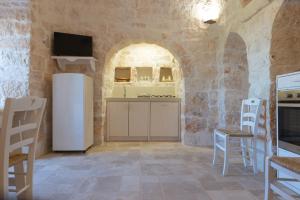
<box><xmin>270</xmin><ymin>0</ymin><xmax>300</xmax><ymax>141</ymax></box>
<box><xmin>101</xmin><ymin>42</ymin><xmax>185</xmax><ymax>143</ymax></box>
<box><xmin>222</xmin><ymin>32</ymin><xmax>250</xmax><ymax>129</ymax></box>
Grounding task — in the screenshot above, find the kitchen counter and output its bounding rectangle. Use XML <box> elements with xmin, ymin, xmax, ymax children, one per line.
<box><xmin>106</xmin><ymin>97</ymin><xmax>181</xmax><ymax>102</ymax></box>
<box><xmin>107</xmin><ymin>98</ymin><xmax>181</xmax><ymax>142</ymax></box>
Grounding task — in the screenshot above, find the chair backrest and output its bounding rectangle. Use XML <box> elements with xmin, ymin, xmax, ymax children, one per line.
<box><xmin>0</xmin><ymin>96</ymin><xmax>46</xmax><ymax>166</ymax></box>
<box><xmin>240</xmin><ymin>98</ymin><xmax>261</xmax><ymax>135</ymax></box>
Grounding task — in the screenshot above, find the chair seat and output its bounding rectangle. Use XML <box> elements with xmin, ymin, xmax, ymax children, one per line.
<box><xmin>271</xmin><ymin>156</ymin><xmax>300</xmax><ymax>174</ymax></box>
<box><xmin>216</xmin><ymin>128</ymin><xmax>253</xmax><ymax>138</ymax></box>
<box><xmin>9</xmin><ymin>154</ymin><xmax>27</xmax><ymax>167</ymax></box>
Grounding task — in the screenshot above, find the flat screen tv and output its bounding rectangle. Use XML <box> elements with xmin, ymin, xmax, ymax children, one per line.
<box><xmin>53</xmin><ymin>32</ymin><xmax>93</xmax><ymax>57</ymax></box>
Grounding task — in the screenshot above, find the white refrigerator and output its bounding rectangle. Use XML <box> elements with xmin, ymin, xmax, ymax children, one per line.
<box><xmin>53</xmin><ymin>73</ymin><xmax>94</xmax><ymax>151</ymax></box>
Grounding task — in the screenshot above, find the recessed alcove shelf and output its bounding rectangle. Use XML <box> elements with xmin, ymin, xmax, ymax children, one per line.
<box><xmin>136</xmin><ymin>67</ymin><xmax>153</xmax><ymax>82</ymax></box>
<box><xmin>159</xmin><ymin>67</ymin><xmax>173</xmax><ymax>82</ymax></box>
<box><xmin>114</xmin><ymin>67</ymin><xmax>131</xmax><ymax>82</ymax></box>
<box><xmin>52</xmin><ymin>56</ymin><xmax>97</xmax><ymax>72</ymax></box>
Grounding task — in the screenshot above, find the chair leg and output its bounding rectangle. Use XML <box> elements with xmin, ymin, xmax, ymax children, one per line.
<box><xmin>213</xmin><ymin>131</ymin><xmax>217</xmax><ymax>166</ymax></box>
<box><xmin>264</xmin><ymin>157</ymin><xmax>275</xmax><ymax>200</ymax></box>
<box><xmin>0</xmin><ymin>164</ymin><xmax>9</xmax><ymax>200</ymax></box>
<box><xmin>241</xmin><ymin>138</ymin><xmax>248</xmax><ymax>168</ymax></box>
<box><xmin>24</xmin><ymin>146</ymin><xmax>35</xmax><ymax>200</ymax></box>
<box><xmin>14</xmin><ymin>162</ymin><xmax>26</xmax><ymax>190</ymax></box>
<box><xmin>223</xmin><ymin>135</ymin><xmax>229</xmax><ymax>176</ymax></box>
<box><xmin>24</xmin><ymin>185</ymin><xmax>33</xmax><ymax>200</ymax></box>
<box><xmin>263</xmin><ymin>141</ymin><xmax>267</xmax><ymax>172</ymax></box>
<box><xmin>251</xmin><ymin>138</ymin><xmax>257</xmax><ymax>175</ymax></box>
<box><xmin>24</xmin><ymin>163</ymin><xmax>34</xmax><ymax>200</ymax></box>
<box><xmin>14</xmin><ymin>161</ymin><xmax>29</xmax><ymax>200</ymax></box>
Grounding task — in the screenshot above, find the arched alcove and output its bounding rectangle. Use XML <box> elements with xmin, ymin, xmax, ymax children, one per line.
<box><xmin>222</xmin><ymin>32</ymin><xmax>250</xmax><ymax>129</ymax></box>
<box><xmin>270</xmin><ymin>0</ymin><xmax>300</xmax><ymax>141</ymax></box>
<box><xmin>101</xmin><ymin>42</ymin><xmax>185</xmax><ymax>142</ymax></box>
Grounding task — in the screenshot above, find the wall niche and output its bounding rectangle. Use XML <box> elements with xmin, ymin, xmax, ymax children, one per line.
<box><xmin>115</xmin><ymin>67</ymin><xmax>131</xmax><ymax>82</ymax></box>
<box><xmin>222</xmin><ymin>32</ymin><xmax>249</xmax><ymax>129</ymax></box>
<box><xmin>136</xmin><ymin>67</ymin><xmax>153</xmax><ymax>82</ymax></box>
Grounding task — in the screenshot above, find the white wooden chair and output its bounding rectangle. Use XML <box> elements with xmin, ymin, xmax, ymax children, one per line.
<box><xmin>265</xmin><ymin>156</ymin><xmax>300</xmax><ymax>200</ymax></box>
<box><xmin>213</xmin><ymin>98</ymin><xmax>262</xmax><ymax>176</ymax></box>
<box><xmin>0</xmin><ymin>96</ymin><xmax>46</xmax><ymax>200</ymax></box>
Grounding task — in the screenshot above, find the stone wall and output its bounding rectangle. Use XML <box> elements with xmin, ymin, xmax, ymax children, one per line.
<box><xmin>216</xmin><ymin>0</ymin><xmax>288</xmax><ymax>170</ymax></box>
<box><xmin>28</xmin><ymin>0</ymin><xmax>221</xmax><ymax>153</ymax></box>
<box><xmin>29</xmin><ymin>0</ymin><xmax>55</xmax><ymax>155</ymax></box>
<box><xmin>30</xmin><ymin>0</ymin><xmax>100</xmax><ymax>155</ymax></box>
<box><xmin>24</xmin><ymin>0</ymin><xmax>300</xmax><ymax>157</ymax></box>
<box><xmin>223</xmin><ymin>0</ymin><xmax>300</xmax><ymax>147</ymax></box>
<box><xmin>219</xmin><ymin>32</ymin><xmax>249</xmax><ymax>129</ymax></box>
<box><xmin>0</xmin><ymin>0</ymin><xmax>31</xmax><ymax>108</ymax></box>
<box><xmin>269</xmin><ymin>0</ymin><xmax>300</xmax><ymax>141</ymax></box>
<box><xmin>217</xmin><ymin>0</ymin><xmax>283</xmax><ymax>141</ymax></box>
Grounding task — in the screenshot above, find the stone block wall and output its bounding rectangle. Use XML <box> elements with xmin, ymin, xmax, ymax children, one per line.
<box><xmin>270</xmin><ymin>0</ymin><xmax>300</xmax><ymax>142</ymax></box>
<box><xmin>28</xmin><ymin>0</ymin><xmax>221</xmax><ymax>154</ymax></box>
<box><xmin>3</xmin><ymin>0</ymin><xmax>297</xmax><ymax>157</ymax></box>
<box><xmin>29</xmin><ymin>0</ymin><xmax>100</xmax><ymax>155</ymax></box>
<box><xmin>215</xmin><ymin>0</ymin><xmax>280</xmax><ymax>171</ymax></box>
<box><xmin>0</xmin><ymin>0</ymin><xmax>31</xmax><ymax>108</ymax></box>
<box><xmin>221</xmin><ymin>32</ymin><xmax>249</xmax><ymax>129</ymax></box>
<box><xmin>218</xmin><ymin>0</ymin><xmax>284</xmax><ymax>145</ymax></box>
<box><xmin>29</xmin><ymin>0</ymin><xmax>57</xmax><ymax>156</ymax></box>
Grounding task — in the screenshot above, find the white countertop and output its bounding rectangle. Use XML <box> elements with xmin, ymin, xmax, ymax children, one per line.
<box><xmin>106</xmin><ymin>97</ymin><xmax>181</xmax><ymax>102</ymax></box>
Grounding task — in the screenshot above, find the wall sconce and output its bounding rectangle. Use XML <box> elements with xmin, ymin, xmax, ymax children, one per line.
<box><xmin>203</xmin><ymin>19</ymin><xmax>217</xmax><ymax>24</ymax></box>
<box><xmin>193</xmin><ymin>0</ymin><xmax>222</xmax><ymax>24</ymax></box>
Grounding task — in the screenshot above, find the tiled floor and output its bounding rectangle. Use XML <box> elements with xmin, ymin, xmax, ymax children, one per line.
<box><xmin>33</xmin><ymin>142</ymin><xmax>268</xmax><ymax>200</ymax></box>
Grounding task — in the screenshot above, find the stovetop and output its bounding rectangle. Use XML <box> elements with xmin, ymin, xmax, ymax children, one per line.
<box><xmin>137</xmin><ymin>95</ymin><xmax>176</xmax><ymax>98</ymax></box>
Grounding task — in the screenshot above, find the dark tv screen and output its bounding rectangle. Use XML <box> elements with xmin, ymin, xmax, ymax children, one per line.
<box><xmin>53</xmin><ymin>32</ymin><xmax>93</xmax><ymax>57</ymax></box>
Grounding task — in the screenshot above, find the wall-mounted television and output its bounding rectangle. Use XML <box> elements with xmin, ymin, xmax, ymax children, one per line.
<box><xmin>53</xmin><ymin>32</ymin><xmax>93</xmax><ymax>57</ymax></box>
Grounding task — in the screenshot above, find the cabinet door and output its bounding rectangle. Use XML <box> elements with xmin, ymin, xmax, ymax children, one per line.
<box><xmin>108</xmin><ymin>102</ymin><xmax>129</xmax><ymax>137</ymax></box>
<box><xmin>150</xmin><ymin>102</ymin><xmax>179</xmax><ymax>137</ymax></box>
<box><xmin>129</xmin><ymin>102</ymin><xmax>149</xmax><ymax>137</ymax></box>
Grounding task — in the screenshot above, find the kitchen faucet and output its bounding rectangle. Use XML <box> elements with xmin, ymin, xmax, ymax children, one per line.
<box><xmin>123</xmin><ymin>86</ymin><xmax>127</xmax><ymax>98</ymax></box>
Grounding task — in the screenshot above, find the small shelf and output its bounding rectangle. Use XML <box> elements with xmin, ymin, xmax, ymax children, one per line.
<box><xmin>52</xmin><ymin>56</ymin><xmax>97</xmax><ymax>72</ymax></box>
<box><xmin>159</xmin><ymin>67</ymin><xmax>173</xmax><ymax>82</ymax></box>
<box><xmin>137</xmin><ymin>67</ymin><xmax>153</xmax><ymax>82</ymax></box>
<box><xmin>115</xmin><ymin>67</ymin><xmax>131</xmax><ymax>82</ymax></box>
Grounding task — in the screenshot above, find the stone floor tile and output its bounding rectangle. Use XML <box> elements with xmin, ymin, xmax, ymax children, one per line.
<box><xmin>32</xmin><ymin>143</ymin><xmax>266</xmax><ymax>200</ymax></box>
<box><xmin>200</xmin><ymin>180</ymin><xmax>223</xmax><ymax>191</ymax></box>
<box><xmin>207</xmin><ymin>190</ymin><xmax>258</xmax><ymax>200</ymax></box>
<box><xmin>142</xmin><ymin>182</ymin><xmax>162</xmax><ymax>194</ymax></box>
<box><xmin>120</xmin><ymin>176</ymin><xmax>140</xmax><ymax>192</ymax></box>
<box><xmin>163</xmin><ymin>191</ymin><xmax>212</xmax><ymax>200</ymax></box>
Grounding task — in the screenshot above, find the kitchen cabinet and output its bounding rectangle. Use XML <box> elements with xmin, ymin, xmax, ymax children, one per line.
<box><xmin>107</xmin><ymin>102</ymin><xmax>129</xmax><ymax>137</ymax></box>
<box><xmin>150</xmin><ymin>102</ymin><xmax>180</xmax><ymax>138</ymax></box>
<box><xmin>107</xmin><ymin>98</ymin><xmax>180</xmax><ymax>141</ymax></box>
<box><xmin>129</xmin><ymin>102</ymin><xmax>149</xmax><ymax>137</ymax></box>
